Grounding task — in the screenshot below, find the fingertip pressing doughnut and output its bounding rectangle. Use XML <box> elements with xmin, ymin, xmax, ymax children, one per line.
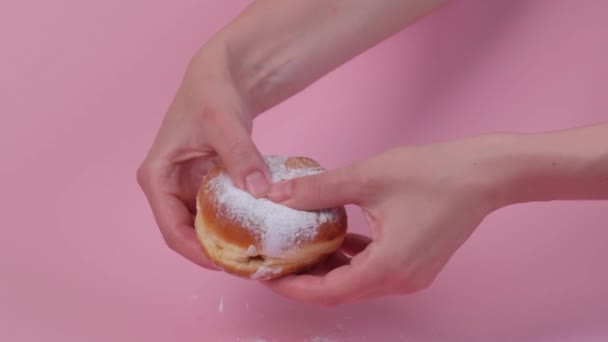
<box><xmin>194</xmin><ymin>155</ymin><xmax>348</xmax><ymax>280</ymax></box>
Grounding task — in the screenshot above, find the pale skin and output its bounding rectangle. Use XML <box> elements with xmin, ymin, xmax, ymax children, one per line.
<box><xmin>137</xmin><ymin>0</ymin><xmax>608</xmax><ymax>305</ymax></box>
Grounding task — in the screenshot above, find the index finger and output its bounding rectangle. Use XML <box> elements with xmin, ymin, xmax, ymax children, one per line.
<box><xmin>138</xmin><ymin>165</ymin><xmax>217</xmax><ymax>270</ymax></box>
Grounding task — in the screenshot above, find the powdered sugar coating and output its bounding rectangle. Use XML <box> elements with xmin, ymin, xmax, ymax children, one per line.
<box><xmin>250</xmin><ymin>266</ymin><xmax>283</xmax><ymax>280</ymax></box>
<box><xmin>246</xmin><ymin>245</ymin><xmax>257</xmax><ymax>256</ymax></box>
<box><xmin>206</xmin><ymin>156</ymin><xmax>339</xmax><ymax>257</ymax></box>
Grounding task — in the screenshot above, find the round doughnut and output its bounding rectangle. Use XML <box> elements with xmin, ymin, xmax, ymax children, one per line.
<box><xmin>194</xmin><ymin>155</ymin><xmax>348</xmax><ymax>280</ymax></box>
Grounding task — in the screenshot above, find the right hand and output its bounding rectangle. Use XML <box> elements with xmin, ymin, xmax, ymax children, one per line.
<box><xmin>137</xmin><ymin>50</ymin><xmax>270</xmax><ymax>269</ymax></box>
<box><xmin>264</xmin><ymin>136</ymin><xmax>510</xmax><ymax>305</ymax></box>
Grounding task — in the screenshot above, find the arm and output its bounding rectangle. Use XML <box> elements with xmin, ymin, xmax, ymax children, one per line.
<box><xmin>265</xmin><ymin>122</ymin><xmax>608</xmax><ymax>305</ymax></box>
<box><xmin>495</xmin><ymin>123</ymin><xmax>608</xmax><ymax>204</ymax></box>
<box><xmin>138</xmin><ymin>0</ymin><xmax>448</xmax><ymax>269</ymax></box>
<box><xmin>200</xmin><ymin>0</ymin><xmax>448</xmax><ymax>115</ymax></box>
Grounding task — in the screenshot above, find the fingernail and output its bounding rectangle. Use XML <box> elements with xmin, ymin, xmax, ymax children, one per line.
<box><xmin>268</xmin><ymin>181</ymin><xmax>293</xmax><ymax>203</ymax></box>
<box><xmin>245</xmin><ymin>171</ymin><xmax>269</xmax><ymax>198</ymax></box>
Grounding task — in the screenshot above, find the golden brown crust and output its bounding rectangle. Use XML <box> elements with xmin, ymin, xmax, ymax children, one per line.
<box><xmin>195</xmin><ymin>212</ymin><xmax>343</xmax><ymax>279</ymax></box>
<box><xmin>194</xmin><ymin>156</ymin><xmax>348</xmax><ymax>280</ymax></box>
<box><xmin>198</xmin><ymin>166</ymin><xmax>261</xmax><ymax>250</ymax></box>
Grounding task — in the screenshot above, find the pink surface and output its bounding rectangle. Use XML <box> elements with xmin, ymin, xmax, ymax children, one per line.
<box><xmin>1</xmin><ymin>0</ymin><xmax>607</xmax><ymax>341</ymax></box>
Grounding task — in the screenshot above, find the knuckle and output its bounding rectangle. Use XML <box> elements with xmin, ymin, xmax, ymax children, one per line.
<box><xmin>368</xmin><ymin>255</ymin><xmax>407</xmax><ymax>284</ymax></box>
<box><xmin>318</xmin><ymin>296</ymin><xmax>342</xmax><ymax>307</ymax></box>
<box><xmin>224</xmin><ymin>137</ymin><xmax>256</xmax><ymax>163</ymax></box>
<box><xmin>136</xmin><ymin>163</ymin><xmax>150</xmax><ymax>189</ymax></box>
<box><xmin>293</xmin><ymin>175</ymin><xmax>326</xmax><ymax>205</ymax></box>
<box><xmin>162</xmin><ymin>233</ymin><xmax>178</xmax><ymax>251</ymax></box>
<box><xmin>412</xmin><ymin>276</ymin><xmax>435</xmax><ymax>292</ymax></box>
<box><xmin>393</xmin><ymin>271</ymin><xmax>434</xmax><ymax>294</ymax></box>
<box><xmin>375</xmin><ymin>257</ymin><xmax>401</xmax><ymax>278</ymax></box>
<box><xmin>387</xmin><ymin>281</ymin><xmax>412</xmax><ymax>296</ymax></box>
<box><xmin>351</xmin><ymin>167</ymin><xmax>383</xmax><ymax>199</ymax></box>
<box><xmin>416</xmin><ymin>280</ymin><xmax>433</xmax><ymax>292</ymax></box>
<box><xmin>198</xmin><ymin>106</ymin><xmax>221</xmax><ymax>124</ymax></box>
<box><xmin>309</xmin><ymin>176</ymin><xmax>326</xmax><ymax>203</ymax></box>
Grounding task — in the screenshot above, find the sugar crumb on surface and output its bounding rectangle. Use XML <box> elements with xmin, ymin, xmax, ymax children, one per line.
<box><xmin>246</xmin><ymin>245</ymin><xmax>258</xmax><ymax>256</ymax></box>
<box><xmin>234</xmin><ymin>335</ymin><xmax>336</xmax><ymax>342</ymax></box>
<box><xmin>250</xmin><ymin>266</ymin><xmax>283</xmax><ymax>280</ymax></box>
<box><xmin>307</xmin><ymin>337</ymin><xmax>337</xmax><ymax>342</ymax></box>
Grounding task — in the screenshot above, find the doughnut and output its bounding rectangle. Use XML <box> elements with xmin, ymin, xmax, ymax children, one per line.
<box><xmin>194</xmin><ymin>155</ymin><xmax>347</xmax><ymax>280</ymax></box>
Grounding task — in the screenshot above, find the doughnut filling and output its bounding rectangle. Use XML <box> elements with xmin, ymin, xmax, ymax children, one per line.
<box><xmin>194</xmin><ymin>156</ymin><xmax>347</xmax><ymax>280</ymax></box>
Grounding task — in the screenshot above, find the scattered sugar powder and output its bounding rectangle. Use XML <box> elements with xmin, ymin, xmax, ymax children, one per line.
<box><xmin>246</xmin><ymin>245</ymin><xmax>258</xmax><ymax>256</ymax></box>
<box><xmin>207</xmin><ymin>156</ymin><xmax>338</xmax><ymax>257</ymax></box>
<box><xmin>250</xmin><ymin>266</ymin><xmax>283</xmax><ymax>280</ymax></box>
<box><xmin>307</xmin><ymin>337</ymin><xmax>337</xmax><ymax>342</ymax></box>
<box><xmin>236</xmin><ymin>338</ymin><xmax>270</xmax><ymax>342</ymax></box>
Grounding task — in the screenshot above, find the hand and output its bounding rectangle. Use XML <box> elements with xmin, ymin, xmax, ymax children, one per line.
<box><xmin>136</xmin><ymin>0</ymin><xmax>449</xmax><ymax>269</ymax></box>
<box><xmin>136</xmin><ymin>50</ymin><xmax>271</xmax><ymax>269</ymax></box>
<box><xmin>264</xmin><ymin>134</ymin><xmax>513</xmax><ymax>305</ymax></box>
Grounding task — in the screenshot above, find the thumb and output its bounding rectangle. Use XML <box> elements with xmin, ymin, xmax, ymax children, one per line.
<box><xmin>207</xmin><ymin>112</ymin><xmax>270</xmax><ymax>198</ymax></box>
<box><xmin>268</xmin><ymin>163</ymin><xmax>364</xmax><ymax>210</ymax></box>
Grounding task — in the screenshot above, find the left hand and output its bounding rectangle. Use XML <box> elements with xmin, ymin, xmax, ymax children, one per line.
<box><xmin>136</xmin><ymin>50</ymin><xmax>271</xmax><ymax>269</ymax></box>
<box><xmin>264</xmin><ymin>134</ymin><xmax>514</xmax><ymax>305</ymax></box>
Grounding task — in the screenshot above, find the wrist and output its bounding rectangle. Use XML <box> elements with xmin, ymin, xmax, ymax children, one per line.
<box><xmin>479</xmin><ymin>126</ymin><xmax>608</xmax><ymax>208</ymax></box>
<box><xmin>475</xmin><ymin>133</ymin><xmax>544</xmax><ymax>208</ymax></box>
<box><xmin>443</xmin><ymin>133</ymin><xmax>523</xmax><ymax>212</ymax></box>
<box><xmin>189</xmin><ymin>36</ymin><xmax>292</xmax><ymax>118</ymax></box>
<box><xmin>223</xmin><ymin>37</ymin><xmax>303</xmax><ymax>116</ymax></box>
<box><xmin>183</xmin><ymin>42</ymin><xmax>259</xmax><ymax>123</ymax></box>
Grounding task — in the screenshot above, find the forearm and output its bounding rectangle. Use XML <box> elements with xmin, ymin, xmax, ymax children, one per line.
<box><xmin>199</xmin><ymin>0</ymin><xmax>447</xmax><ymax>115</ymax></box>
<box><xmin>490</xmin><ymin>123</ymin><xmax>608</xmax><ymax>206</ymax></box>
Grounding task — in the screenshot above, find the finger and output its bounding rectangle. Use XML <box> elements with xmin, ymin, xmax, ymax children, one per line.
<box><xmin>267</xmin><ymin>164</ymin><xmax>364</xmax><ymax>210</ymax></box>
<box><xmin>340</xmin><ymin>233</ymin><xmax>372</xmax><ymax>256</ymax></box>
<box><xmin>348</xmin><ymin>288</ymin><xmax>393</xmax><ymax>304</ymax></box>
<box><xmin>304</xmin><ymin>251</ymin><xmax>351</xmax><ymax>276</ymax></box>
<box><xmin>177</xmin><ymin>156</ymin><xmax>222</xmax><ymax>214</ymax></box>
<box><xmin>294</xmin><ymin>234</ymin><xmax>372</xmax><ymax>276</ymax></box>
<box><xmin>205</xmin><ymin>110</ymin><xmax>270</xmax><ymax>198</ymax></box>
<box><xmin>138</xmin><ymin>165</ymin><xmax>217</xmax><ymax>270</ymax></box>
<box><xmin>264</xmin><ymin>245</ymin><xmax>388</xmax><ymax>306</ymax></box>
<box><xmin>153</xmin><ymin>193</ymin><xmax>217</xmax><ymax>269</ymax></box>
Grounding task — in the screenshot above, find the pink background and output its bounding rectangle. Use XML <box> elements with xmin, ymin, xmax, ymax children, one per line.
<box><xmin>1</xmin><ymin>0</ymin><xmax>607</xmax><ymax>341</ymax></box>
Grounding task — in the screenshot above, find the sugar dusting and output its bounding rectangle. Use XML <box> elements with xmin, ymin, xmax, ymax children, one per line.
<box><xmin>207</xmin><ymin>156</ymin><xmax>338</xmax><ymax>257</ymax></box>
<box><xmin>246</xmin><ymin>245</ymin><xmax>258</xmax><ymax>256</ymax></box>
<box><xmin>235</xmin><ymin>336</ymin><xmax>338</xmax><ymax>342</ymax></box>
<box><xmin>308</xmin><ymin>337</ymin><xmax>337</xmax><ymax>342</ymax></box>
<box><xmin>237</xmin><ymin>337</ymin><xmax>333</xmax><ymax>342</ymax></box>
<box><xmin>250</xmin><ymin>266</ymin><xmax>283</xmax><ymax>280</ymax></box>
